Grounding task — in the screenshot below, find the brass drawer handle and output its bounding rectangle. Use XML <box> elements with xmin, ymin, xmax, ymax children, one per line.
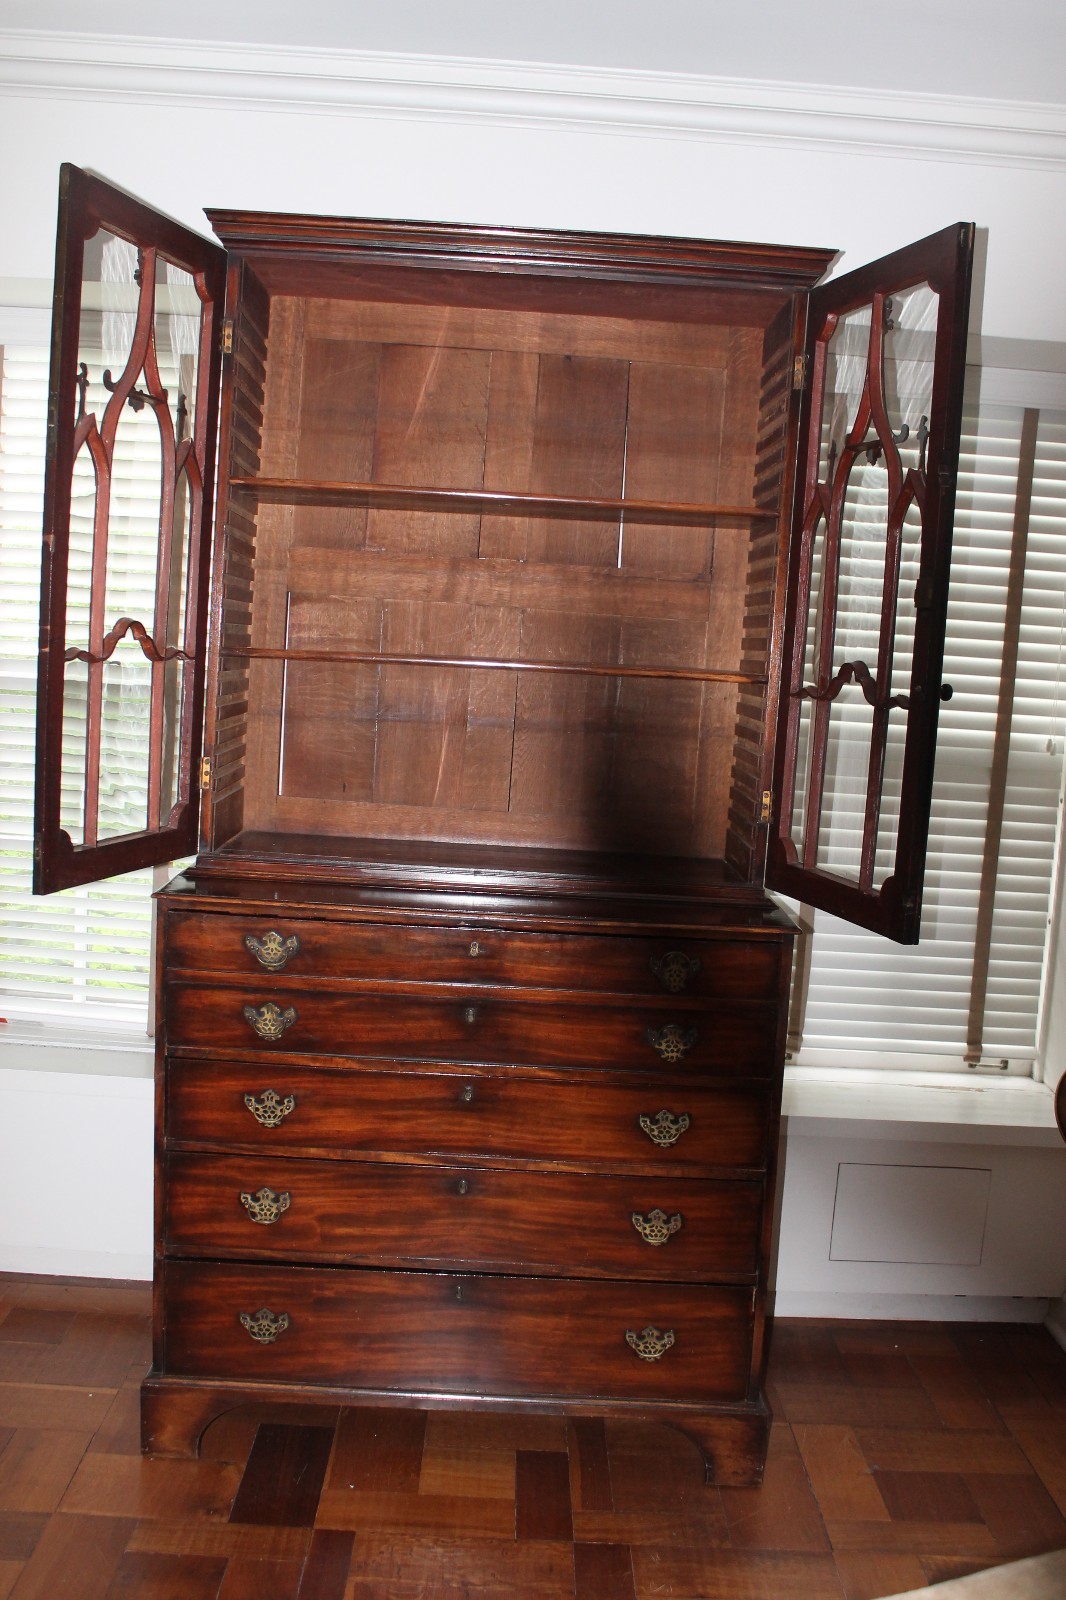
<box><xmin>626</xmin><ymin>1325</ymin><xmax>675</xmax><ymax>1361</ymax></box>
<box><xmin>243</xmin><ymin>1002</ymin><xmax>297</xmax><ymax>1042</ymax></box>
<box><xmin>239</xmin><ymin>1186</ymin><xmax>291</xmax><ymax>1225</ymax></box>
<box><xmin>638</xmin><ymin>1110</ymin><xmax>691</xmax><ymax>1148</ymax></box>
<box><xmin>649</xmin><ymin>951</ymin><xmax>701</xmax><ymax>994</ymax></box>
<box><xmin>631</xmin><ymin>1208</ymin><xmax>683</xmax><ymax>1246</ymax></box>
<box><xmin>239</xmin><ymin>1308</ymin><xmax>290</xmax><ymax>1344</ymax></box>
<box><xmin>244</xmin><ymin>1089</ymin><xmax>296</xmax><ymax>1128</ymax></box>
<box><xmin>646</xmin><ymin>1023</ymin><xmax>697</xmax><ymax>1063</ymax></box>
<box><xmin>245</xmin><ymin>930</ymin><xmax>301</xmax><ymax>971</ymax></box>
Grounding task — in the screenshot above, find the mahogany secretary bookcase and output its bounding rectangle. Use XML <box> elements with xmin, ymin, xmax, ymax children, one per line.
<box><xmin>34</xmin><ymin>165</ymin><xmax>973</xmax><ymax>1484</ymax></box>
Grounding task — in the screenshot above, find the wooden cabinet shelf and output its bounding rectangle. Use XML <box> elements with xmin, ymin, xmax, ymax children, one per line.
<box><xmin>228</xmin><ymin>475</ymin><xmax>772</xmax><ymax>525</ymax></box>
<box><xmin>223</xmin><ymin>644</ymin><xmax>765</xmax><ymax>685</ymax></box>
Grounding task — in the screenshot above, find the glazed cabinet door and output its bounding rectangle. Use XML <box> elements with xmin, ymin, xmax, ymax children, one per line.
<box><xmin>34</xmin><ymin>165</ymin><xmax>227</xmax><ymax>893</ymax></box>
<box><xmin>766</xmin><ymin>223</ymin><xmax>974</xmax><ymax>943</ymax></box>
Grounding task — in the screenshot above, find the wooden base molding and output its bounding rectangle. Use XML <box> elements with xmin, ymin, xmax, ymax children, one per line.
<box><xmin>140</xmin><ymin>1370</ymin><xmax>771</xmax><ymax>1485</ymax></box>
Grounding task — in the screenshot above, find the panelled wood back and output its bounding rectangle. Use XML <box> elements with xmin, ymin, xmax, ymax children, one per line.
<box><xmin>215</xmin><ymin>273</ymin><xmax>794</xmax><ymax>863</ymax></box>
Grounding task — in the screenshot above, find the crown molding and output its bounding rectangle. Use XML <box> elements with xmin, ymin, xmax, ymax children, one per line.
<box><xmin>1</xmin><ymin>28</ymin><xmax>1064</xmax><ymax>171</ymax></box>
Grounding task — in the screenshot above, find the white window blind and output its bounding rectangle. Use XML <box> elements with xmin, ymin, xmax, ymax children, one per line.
<box><xmin>0</xmin><ymin>342</ymin><xmax>155</xmax><ymax>1031</ymax></box>
<box><xmin>790</xmin><ymin>398</ymin><xmax>1066</xmax><ymax>1074</ymax></box>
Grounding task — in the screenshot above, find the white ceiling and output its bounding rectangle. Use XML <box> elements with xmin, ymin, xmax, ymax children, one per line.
<box><xmin>5</xmin><ymin>0</ymin><xmax>1064</xmax><ymax>105</ymax></box>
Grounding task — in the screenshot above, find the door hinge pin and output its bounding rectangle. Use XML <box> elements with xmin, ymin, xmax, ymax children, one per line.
<box><xmin>221</xmin><ymin>319</ymin><xmax>234</xmax><ymax>356</ymax></box>
<box><xmin>200</xmin><ymin>755</ymin><xmax>212</xmax><ymax>790</ymax></box>
<box><xmin>760</xmin><ymin>788</ymin><xmax>772</xmax><ymax>824</ymax></box>
<box><xmin>792</xmin><ymin>354</ymin><xmax>807</xmax><ymax>391</ymax></box>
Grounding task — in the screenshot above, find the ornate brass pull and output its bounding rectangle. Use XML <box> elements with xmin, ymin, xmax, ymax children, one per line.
<box><xmin>631</xmin><ymin>1208</ymin><xmax>683</xmax><ymax>1246</ymax></box>
<box><xmin>243</xmin><ymin>1002</ymin><xmax>297</xmax><ymax>1042</ymax></box>
<box><xmin>245</xmin><ymin>930</ymin><xmax>300</xmax><ymax>971</ymax></box>
<box><xmin>239</xmin><ymin>1308</ymin><xmax>290</xmax><ymax>1344</ymax></box>
<box><xmin>239</xmin><ymin>1186</ymin><xmax>291</xmax><ymax>1225</ymax></box>
<box><xmin>625</xmin><ymin>1325</ymin><xmax>675</xmax><ymax>1361</ymax></box>
<box><xmin>638</xmin><ymin>1110</ymin><xmax>691</xmax><ymax>1148</ymax></box>
<box><xmin>649</xmin><ymin>951</ymin><xmax>701</xmax><ymax>994</ymax></box>
<box><xmin>244</xmin><ymin>1089</ymin><xmax>296</xmax><ymax>1128</ymax></box>
<box><xmin>646</xmin><ymin>1023</ymin><xmax>697</xmax><ymax>1063</ymax></box>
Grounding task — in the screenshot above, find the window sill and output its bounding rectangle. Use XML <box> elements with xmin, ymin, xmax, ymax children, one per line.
<box><xmin>0</xmin><ymin>1020</ymin><xmax>153</xmax><ymax>1079</ymax></box>
<box><xmin>784</xmin><ymin>1065</ymin><xmax>1062</xmax><ymax>1146</ymax></box>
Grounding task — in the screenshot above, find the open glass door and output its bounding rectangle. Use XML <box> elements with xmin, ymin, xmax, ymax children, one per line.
<box><xmin>766</xmin><ymin>222</ymin><xmax>974</xmax><ymax>943</ymax></box>
<box><xmin>34</xmin><ymin>165</ymin><xmax>227</xmax><ymax>893</ymax></box>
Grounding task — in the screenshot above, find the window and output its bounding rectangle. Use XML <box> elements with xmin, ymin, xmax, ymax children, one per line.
<box><xmin>788</xmin><ymin>390</ymin><xmax>1066</xmax><ymax>1076</ymax></box>
<box><xmin>0</xmin><ymin>340</ymin><xmax>155</xmax><ymax>1032</ymax></box>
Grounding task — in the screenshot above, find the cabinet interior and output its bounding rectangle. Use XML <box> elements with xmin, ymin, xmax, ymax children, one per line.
<box><xmin>206</xmin><ymin>256</ymin><xmax>798</xmax><ymax>886</ymax></box>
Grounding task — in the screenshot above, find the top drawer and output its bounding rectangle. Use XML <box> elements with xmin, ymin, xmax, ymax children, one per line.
<box><xmin>164</xmin><ymin>911</ymin><xmax>786</xmax><ymax>1002</ymax></box>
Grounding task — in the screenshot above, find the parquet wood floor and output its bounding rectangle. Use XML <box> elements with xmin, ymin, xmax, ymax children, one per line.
<box><xmin>1</xmin><ymin>1274</ymin><xmax>1064</xmax><ymax>1599</ymax></box>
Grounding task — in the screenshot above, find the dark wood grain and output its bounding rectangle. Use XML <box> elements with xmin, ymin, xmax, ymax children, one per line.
<box><xmin>164</xmin><ymin>1058</ymin><xmax>771</xmax><ymax>1174</ymax></box>
<box><xmin>165</xmin><ymin>907</ymin><xmax>786</xmax><ymax>999</ymax></box>
<box><xmin>516</xmin><ymin>1450</ymin><xmax>573</xmax><ymax>1541</ymax></box>
<box><xmin>228</xmin><ymin>1423</ymin><xmax>333</xmax><ymax>1527</ymax></box>
<box><xmin>294</xmin><ymin>1529</ymin><xmax>355</xmax><ymax>1599</ymax></box>
<box><xmin>165</xmin><ymin>982</ymin><xmax>779</xmax><ymax>1076</ymax></box>
<box><xmin>327</xmin><ymin>1408</ymin><xmax>426</xmax><ymax>1494</ymax></box>
<box><xmin>574</xmin><ymin>1541</ymin><xmax>636</xmax><ymax>1600</ymax></box>
<box><xmin>161</xmin><ymin>1261</ymin><xmax>755</xmax><ymax>1405</ymax></box>
<box><xmin>568</xmin><ymin>1419</ymin><xmax>614</xmax><ymax>1513</ymax></box>
<box><xmin>165</xmin><ymin>1151</ymin><xmax>763</xmax><ymax>1280</ymax></box>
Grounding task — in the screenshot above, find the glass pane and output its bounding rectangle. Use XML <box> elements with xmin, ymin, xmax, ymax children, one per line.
<box><xmin>154</xmin><ymin>259</ymin><xmax>203</xmax><ymax>446</ymax></box>
<box><xmin>789</xmin><ymin>513</ymin><xmax>826</xmax><ymax>854</ymax></box>
<box><xmin>98</xmin><ymin>638</ymin><xmax>151</xmax><ymax>837</ymax></box>
<box><xmin>815</xmin><ymin>682</ymin><xmax>874</xmax><ymax>874</ymax></box>
<box><xmin>788</xmin><ymin>282</ymin><xmax>943</xmax><ymax>894</ymax></box>
<box><xmin>63</xmin><ymin>228</ymin><xmax>207</xmax><ymax>848</ymax></box>
<box><xmin>883</xmin><ymin>284</ymin><xmax>939</xmax><ymax>478</ymax></box>
<box><xmin>874</xmin><ymin>497</ymin><xmax>924</xmax><ymax>884</ymax></box>
<box><xmin>60</xmin><ymin>443</ymin><xmax>96</xmax><ymax>844</ymax></box>
<box><xmin>818</xmin><ymin>305</ymin><xmax>871</xmax><ymax>484</ymax></box>
<box><xmin>59</xmin><ymin>657</ymin><xmax>87</xmax><ymax>844</ymax></box>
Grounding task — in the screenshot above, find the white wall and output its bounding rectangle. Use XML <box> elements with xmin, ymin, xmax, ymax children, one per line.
<box><xmin>1</xmin><ymin>20</ymin><xmax>1066</xmax><ymax>1309</ymax></box>
<box><xmin>0</xmin><ymin>26</ymin><xmax>1064</xmax><ymax>339</ymax></box>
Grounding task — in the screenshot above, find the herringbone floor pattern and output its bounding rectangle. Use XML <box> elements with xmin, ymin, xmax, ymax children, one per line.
<box><xmin>0</xmin><ymin>1274</ymin><xmax>1064</xmax><ymax>1598</ymax></box>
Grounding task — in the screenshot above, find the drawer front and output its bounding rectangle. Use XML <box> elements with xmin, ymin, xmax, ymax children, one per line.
<box><xmin>166</xmin><ymin>1060</ymin><xmax>770</xmax><ymax>1173</ymax></box>
<box><xmin>166</xmin><ymin>910</ymin><xmax>785</xmax><ymax>1002</ymax></box>
<box><xmin>163</xmin><ymin>1259</ymin><xmax>754</xmax><ymax>1404</ymax></box>
<box><xmin>165</xmin><ymin>984</ymin><xmax>778</xmax><ymax>1077</ymax></box>
<box><xmin>165</xmin><ymin>1151</ymin><xmax>763</xmax><ymax>1281</ymax></box>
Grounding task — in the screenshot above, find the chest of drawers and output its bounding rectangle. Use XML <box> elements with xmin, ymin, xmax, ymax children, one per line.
<box><xmin>144</xmin><ymin>876</ymin><xmax>793</xmax><ymax>1484</ymax></box>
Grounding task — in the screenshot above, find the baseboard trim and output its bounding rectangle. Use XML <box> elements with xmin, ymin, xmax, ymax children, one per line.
<box><xmin>1045</xmin><ymin>1297</ymin><xmax>1066</xmax><ymax>1352</ymax></box>
<box><xmin>0</xmin><ymin>1247</ymin><xmax>151</xmax><ymax>1281</ymax></box>
<box><xmin>773</xmin><ymin>1291</ymin><xmax>1051</xmax><ymax>1322</ymax></box>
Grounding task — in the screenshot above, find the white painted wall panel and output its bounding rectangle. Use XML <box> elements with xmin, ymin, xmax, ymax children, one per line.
<box><xmin>0</xmin><ymin>1069</ymin><xmax>153</xmax><ymax>1279</ymax></box>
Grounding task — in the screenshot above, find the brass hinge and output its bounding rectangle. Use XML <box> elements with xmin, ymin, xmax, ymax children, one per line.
<box><xmin>221</xmin><ymin>319</ymin><xmax>234</xmax><ymax>356</ymax></box>
<box><xmin>792</xmin><ymin>354</ymin><xmax>807</xmax><ymax>392</ymax></box>
<box><xmin>199</xmin><ymin>755</ymin><xmax>212</xmax><ymax>790</ymax></box>
<box><xmin>759</xmin><ymin>788</ymin><xmax>772</xmax><ymax>825</ymax></box>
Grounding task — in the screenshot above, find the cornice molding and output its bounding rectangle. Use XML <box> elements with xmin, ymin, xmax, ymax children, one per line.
<box><xmin>1</xmin><ymin>28</ymin><xmax>1064</xmax><ymax>171</ymax></box>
